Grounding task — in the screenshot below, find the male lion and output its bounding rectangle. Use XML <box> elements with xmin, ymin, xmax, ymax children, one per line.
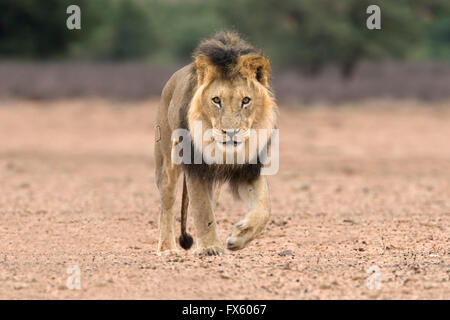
<box><xmin>155</xmin><ymin>31</ymin><xmax>278</xmax><ymax>256</ymax></box>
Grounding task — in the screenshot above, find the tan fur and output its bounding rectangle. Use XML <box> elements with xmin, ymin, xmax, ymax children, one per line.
<box><xmin>194</xmin><ymin>54</ymin><xmax>219</xmax><ymax>86</ymax></box>
<box><xmin>155</xmin><ymin>35</ymin><xmax>277</xmax><ymax>256</ymax></box>
<box><xmin>238</xmin><ymin>53</ymin><xmax>270</xmax><ymax>86</ymax></box>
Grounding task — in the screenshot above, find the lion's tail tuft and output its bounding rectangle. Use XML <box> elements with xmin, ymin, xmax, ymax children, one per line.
<box><xmin>179</xmin><ymin>174</ymin><xmax>193</xmax><ymax>250</ymax></box>
<box><xmin>179</xmin><ymin>232</ymin><xmax>193</xmax><ymax>250</ymax></box>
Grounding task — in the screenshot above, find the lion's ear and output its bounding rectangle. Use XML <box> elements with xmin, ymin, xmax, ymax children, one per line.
<box><xmin>238</xmin><ymin>54</ymin><xmax>270</xmax><ymax>86</ymax></box>
<box><xmin>194</xmin><ymin>54</ymin><xmax>218</xmax><ymax>86</ymax></box>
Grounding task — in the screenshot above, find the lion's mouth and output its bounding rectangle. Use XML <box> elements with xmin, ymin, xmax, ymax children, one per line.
<box><xmin>222</xmin><ymin>140</ymin><xmax>242</xmax><ymax>146</ymax></box>
<box><xmin>212</xmin><ymin>128</ymin><xmax>250</xmax><ymax>143</ymax></box>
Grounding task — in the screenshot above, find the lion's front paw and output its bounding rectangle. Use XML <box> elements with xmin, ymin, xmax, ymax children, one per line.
<box><xmin>193</xmin><ymin>245</ymin><xmax>224</xmax><ymax>256</ymax></box>
<box><xmin>226</xmin><ymin>219</ymin><xmax>256</xmax><ymax>251</ymax></box>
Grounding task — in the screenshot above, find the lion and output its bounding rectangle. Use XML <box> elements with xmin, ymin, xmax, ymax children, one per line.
<box><xmin>155</xmin><ymin>31</ymin><xmax>278</xmax><ymax>256</ymax></box>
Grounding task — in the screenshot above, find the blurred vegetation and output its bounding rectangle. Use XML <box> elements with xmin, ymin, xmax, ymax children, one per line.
<box><xmin>0</xmin><ymin>0</ymin><xmax>449</xmax><ymax>76</ymax></box>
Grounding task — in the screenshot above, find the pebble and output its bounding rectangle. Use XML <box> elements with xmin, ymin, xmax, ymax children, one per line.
<box><xmin>279</xmin><ymin>250</ymin><xmax>294</xmax><ymax>257</ymax></box>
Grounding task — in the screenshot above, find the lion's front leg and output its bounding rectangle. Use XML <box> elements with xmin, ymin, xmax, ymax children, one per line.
<box><xmin>185</xmin><ymin>175</ymin><xmax>224</xmax><ymax>256</ymax></box>
<box><xmin>227</xmin><ymin>176</ymin><xmax>270</xmax><ymax>251</ymax></box>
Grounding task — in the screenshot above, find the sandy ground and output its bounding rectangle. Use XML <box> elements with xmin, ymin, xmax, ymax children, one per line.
<box><xmin>0</xmin><ymin>99</ymin><xmax>449</xmax><ymax>299</ymax></box>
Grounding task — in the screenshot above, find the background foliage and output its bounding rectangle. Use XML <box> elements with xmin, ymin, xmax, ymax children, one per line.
<box><xmin>1</xmin><ymin>0</ymin><xmax>449</xmax><ymax>76</ymax></box>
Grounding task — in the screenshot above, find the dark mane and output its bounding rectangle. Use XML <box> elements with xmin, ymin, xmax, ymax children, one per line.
<box><xmin>178</xmin><ymin>106</ymin><xmax>263</xmax><ymax>187</ymax></box>
<box><xmin>193</xmin><ymin>31</ymin><xmax>259</xmax><ymax>76</ymax></box>
<box><xmin>178</xmin><ymin>32</ymin><xmax>269</xmax><ymax>187</ymax></box>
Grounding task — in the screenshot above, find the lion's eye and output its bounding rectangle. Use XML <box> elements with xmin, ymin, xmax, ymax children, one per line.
<box><xmin>242</xmin><ymin>97</ymin><xmax>251</xmax><ymax>106</ymax></box>
<box><xmin>212</xmin><ymin>97</ymin><xmax>221</xmax><ymax>105</ymax></box>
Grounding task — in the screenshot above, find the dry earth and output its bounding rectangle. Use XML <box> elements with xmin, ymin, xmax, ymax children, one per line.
<box><xmin>0</xmin><ymin>99</ymin><xmax>449</xmax><ymax>299</ymax></box>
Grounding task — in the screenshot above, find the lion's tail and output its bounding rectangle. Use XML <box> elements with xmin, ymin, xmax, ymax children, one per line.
<box><xmin>178</xmin><ymin>174</ymin><xmax>193</xmax><ymax>250</ymax></box>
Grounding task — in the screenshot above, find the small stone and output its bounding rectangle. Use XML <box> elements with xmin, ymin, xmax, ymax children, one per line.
<box><xmin>279</xmin><ymin>250</ymin><xmax>294</xmax><ymax>257</ymax></box>
<box><xmin>298</xmin><ymin>183</ymin><xmax>310</xmax><ymax>191</ymax></box>
<box><xmin>14</xmin><ymin>283</ymin><xmax>28</xmax><ymax>290</ymax></box>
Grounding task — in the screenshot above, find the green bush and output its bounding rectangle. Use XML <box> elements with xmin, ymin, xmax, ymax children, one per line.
<box><xmin>0</xmin><ymin>0</ymin><xmax>449</xmax><ymax>74</ymax></box>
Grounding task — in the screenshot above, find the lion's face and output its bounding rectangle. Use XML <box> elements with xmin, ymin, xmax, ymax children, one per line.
<box><xmin>202</xmin><ymin>77</ymin><xmax>264</xmax><ymax>145</ymax></box>
<box><xmin>187</xmin><ymin>53</ymin><xmax>277</xmax><ymax>165</ymax></box>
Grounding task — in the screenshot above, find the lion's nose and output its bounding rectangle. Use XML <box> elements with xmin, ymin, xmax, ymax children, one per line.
<box><xmin>222</xmin><ymin>129</ymin><xmax>240</xmax><ymax>138</ymax></box>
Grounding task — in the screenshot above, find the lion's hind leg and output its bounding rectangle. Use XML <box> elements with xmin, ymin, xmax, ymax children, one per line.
<box><xmin>156</xmin><ymin>151</ymin><xmax>181</xmax><ymax>255</ymax></box>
